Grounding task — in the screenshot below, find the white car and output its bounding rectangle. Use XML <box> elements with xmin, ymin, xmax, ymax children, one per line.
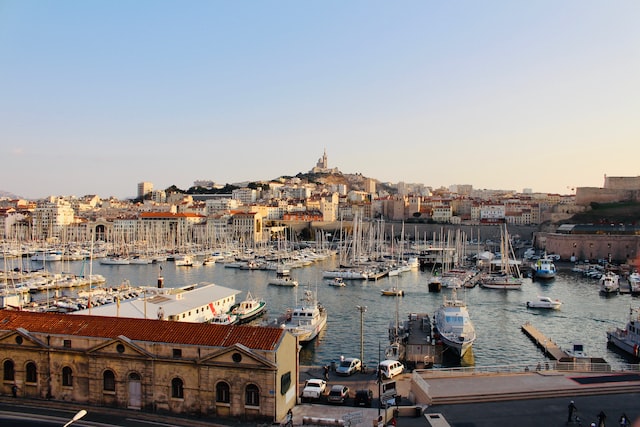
<box><xmin>335</xmin><ymin>357</ymin><xmax>362</xmax><ymax>376</ymax></box>
<box><xmin>302</xmin><ymin>378</ymin><xmax>327</xmax><ymax>401</ymax></box>
<box><xmin>377</xmin><ymin>359</ymin><xmax>404</xmax><ymax>380</ymax></box>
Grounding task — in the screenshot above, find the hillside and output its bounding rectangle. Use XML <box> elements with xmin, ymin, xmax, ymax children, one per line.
<box><xmin>564</xmin><ymin>202</ymin><xmax>640</xmax><ymax>225</ymax></box>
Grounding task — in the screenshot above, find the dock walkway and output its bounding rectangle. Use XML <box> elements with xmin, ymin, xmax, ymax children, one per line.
<box><xmin>521</xmin><ymin>322</ymin><xmax>568</xmax><ymax>360</ymax></box>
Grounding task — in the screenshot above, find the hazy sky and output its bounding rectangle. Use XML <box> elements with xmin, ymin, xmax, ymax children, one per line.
<box><xmin>1</xmin><ymin>1</ymin><xmax>638</xmax><ymax>200</ymax></box>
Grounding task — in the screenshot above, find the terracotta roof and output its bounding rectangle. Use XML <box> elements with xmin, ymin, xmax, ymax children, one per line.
<box><xmin>0</xmin><ymin>311</ymin><xmax>285</xmax><ymax>351</ymax></box>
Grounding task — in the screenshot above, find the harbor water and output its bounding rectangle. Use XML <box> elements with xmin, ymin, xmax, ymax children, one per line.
<box><xmin>23</xmin><ymin>256</ymin><xmax>639</xmax><ymax>370</ymax></box>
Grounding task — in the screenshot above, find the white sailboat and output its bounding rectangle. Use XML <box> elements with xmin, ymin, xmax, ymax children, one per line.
<box><xmin>479</xmin><ymin>224</ymin><xmax>523</xmax><ymax>290</ymax></box>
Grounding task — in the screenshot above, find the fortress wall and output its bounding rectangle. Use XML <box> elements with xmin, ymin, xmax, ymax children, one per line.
<box><xmin>604</xmin><ymin>176</ymin><xmax>640</xmax><ymax>190</ymax></box>
<box><xmin>536</xmin><ymin>232</ymin><xmax>640</xmax><ymax>264</ymax></box>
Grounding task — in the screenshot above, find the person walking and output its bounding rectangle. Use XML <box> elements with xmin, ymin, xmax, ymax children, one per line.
<box><xmin>11</xmin><ymin>383</ymin><xmax>18</xmax><ymax>398</ymax></box>
<box><xmin>567</xmin><ymin>400</ymin><xmax>577</xmax><ymax>423</ymax></box>
<box><xmin>597</xmin><ymin>410</ymin><xmax>606</xmax><ymax>427</ymax></box>
<box><xmin>618</xmin><ymin>413</ymin><xmax>629</xmax><ymax>427</ymax></box>
<box><xmin>323</xmin><ymin>365</ymin><xmax>329</xmax><ymax>381</ymax></box>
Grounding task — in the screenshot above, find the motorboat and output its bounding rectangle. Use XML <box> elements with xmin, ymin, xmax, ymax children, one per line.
<box><xmin>628</xmin><ymin>272</ymin><xmax>640</xmax><ymax>294</ymax></box>
<box><xmin>599</xmin><ymin>271</ymin><xmax>620</xmax><ymax>294</ymax></box>
<box><xmin>565</xmin><ymin>342</ymin><xmax>588</xmax><ymax>358</ymax></box>
<box><xmin>428</xmin><ymin>276</ymin><xmax>442</xmax><ymax>293</ymax></box>
<box><xmin>526</xmin><ymin>296</ymin><xmax>562</xmax><ymax>310</ymax></box>
<box><xmin>531</xmin><ymin>256</ymin><xmax>557</xmax><ymax>280</ymax></box>
<box><xmin>209</xmin><ymin>312</ymin><xmax>239</xmax><ymax>325</ymax></box>
<box><xmin>174</xmin><ymin>254</ymin><xmax>194</xmax><ymax>267</ymax></box>
<box><xmin>269</xmin><ymin>275</ymin><xmax>299</xmax><ymax>287</ymax></box>
<box><xmin>434</xmin><ymin>288</ymin><xmax>476</xmax><ymax>357</ymax></box>
<box><xmin>380</xmin><ymin>287</ymin><xmax>404</xmax><ymax>297</ymax></box>
<box><xmin>607</xmin><ymin>307</ymin><xmax>640</xmax><ymax>358</ymax></box>
<box><xmin>327</xmin><ymin>277</ymin><xmax>346</xmax><ymax>287</ymax></box>
<box><xmin>281</xmin><ymin>288</ymin><xmax>327</xmax><ymax>343</ymax></box>
<box><xmin>231</xmin><ymin>292</ymin><xmax>266</xmax><ymax>323</ymax></box>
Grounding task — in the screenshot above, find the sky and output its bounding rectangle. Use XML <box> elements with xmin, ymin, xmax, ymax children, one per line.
<box><xmin>1</xmin><ymin>1</ymin><xmax>639</xmax><ymax>200</ymax></box>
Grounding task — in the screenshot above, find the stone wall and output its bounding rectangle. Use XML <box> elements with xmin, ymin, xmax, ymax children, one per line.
<box><xmin>534</xmin><ymin>232</ymin><xmax>640</xmax><ymax>264</ymax></box>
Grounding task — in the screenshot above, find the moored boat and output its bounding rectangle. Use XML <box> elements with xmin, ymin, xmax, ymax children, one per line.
<box><xmin>281</xmin><ymin>288</ymin><xmax>327</xmax><ymax>343</ymax></box>
<box><xmin>599</xmin><ymin>271</ymin><xmax>620</xmax><ymax>294</ymax></box>
<box><xmin>380</xmin><ymin>287</ymin><xmax>404</xmax><ymax>296</ymax></box>
<box><xmin>607</xmin><ymin>307</ymin><xmax>640</xmax><ymax>358</ymax></box>
<box><xmin>434</xmin><ymin>288</ymin><xmax>476</xmax><ymax>357</ymax></box>
<box><xmin>531</xmin><ymin>256</ymin><xmax>557</xmax><ymax>280</ymax></box>
<box><xmin>327</xmin><ymin>277</ymin><xmax>346</xmax><ymax>287</ymax></box>
<box><xmin>231</xmin><ymin>291</ymin><xmax>266</xmax><ymax>323</ymax></box>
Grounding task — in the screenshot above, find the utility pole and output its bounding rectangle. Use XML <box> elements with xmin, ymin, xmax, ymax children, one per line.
<box><xmin>356</xmin><ymin>305</ymin><xmax>367</xmax><ymax>365</ymax></box>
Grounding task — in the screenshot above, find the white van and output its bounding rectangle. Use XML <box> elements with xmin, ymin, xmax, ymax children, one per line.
<box><xmin>377</xmin><ymin>359</ymin><xmax>404</xmax><ymax>380</ymax></box>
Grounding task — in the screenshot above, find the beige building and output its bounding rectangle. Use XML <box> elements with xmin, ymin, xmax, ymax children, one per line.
<box><xmin>0</xmin><ymin>310</ymin><xmax>298</xmax><ymax>423</ymax></box>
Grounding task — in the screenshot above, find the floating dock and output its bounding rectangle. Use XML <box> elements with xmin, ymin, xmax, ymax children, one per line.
<box><xmin>520</xmin><ymin>322</ymin><xmax>569</xmax><ymax>361</ymax></box>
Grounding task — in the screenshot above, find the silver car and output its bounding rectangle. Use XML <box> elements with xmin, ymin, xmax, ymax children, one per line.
<box><xmin>335</xmin><ymin>357</ymin><xmax>362</xmax><ymax>376</ymax></box>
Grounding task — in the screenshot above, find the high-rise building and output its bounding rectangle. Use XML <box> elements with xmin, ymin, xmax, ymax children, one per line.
<box><xmin>138</xmin><ymin>182</ymin><xmax>153</xmax><ymax>199</ymax></box>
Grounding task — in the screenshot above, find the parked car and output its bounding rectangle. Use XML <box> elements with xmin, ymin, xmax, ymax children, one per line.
<box><xmin>353</xmin><ymin>389</ymin><xmax>373</xmax><ymax>407</ymax></box>
<box><xmin>302</xmin><ymin>378</ymin><xmax>326</xmax><ymax>401</ymax></box>
<box><xmin>377</xmin><ymin>359</ymin><xmax>404</xmax><ymax>380</ymax></box>
<box><xmin>336</xmin><ymin>357</ymin><xmax>362</xmax><ymax>376</ymax></box>
<box><xmin>327</xmin><ymin>384</ymin><xmax>349</xmax><ymax>404</ymax></box>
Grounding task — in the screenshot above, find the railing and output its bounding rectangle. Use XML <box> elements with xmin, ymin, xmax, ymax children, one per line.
<box><xmin>414</xmin><ymin>361</ymin><xmax>640</xmax><ymax>377</ymax></box>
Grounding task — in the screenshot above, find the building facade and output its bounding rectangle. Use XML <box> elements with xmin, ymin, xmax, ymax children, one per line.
<box><xmin>0</xmin><ymin>311</ymin><xmax>298</xmax><ymax>423</ymax></box>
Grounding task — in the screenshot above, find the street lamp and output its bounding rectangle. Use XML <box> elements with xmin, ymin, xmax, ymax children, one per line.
<box><xmin>356</xmin><ymin>305</ymin><xmax>367</xmax><ymax>365</ymax></box>
<box><xmin>63</xmin><ymin>409</ymin><xmax>87</xmax><ymax>427</ymax></box>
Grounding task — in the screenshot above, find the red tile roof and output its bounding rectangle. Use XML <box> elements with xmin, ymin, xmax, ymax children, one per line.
<box><xmin>0</xmin><ymin>311</ymin><xmax>285</xmax><ymax>351</ymax></box>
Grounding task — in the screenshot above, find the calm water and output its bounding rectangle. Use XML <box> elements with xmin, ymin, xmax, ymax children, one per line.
<box><xmin>36</xmin><ymin>256</ymin><xmax>639</xmax><ymax>370</ymax></box>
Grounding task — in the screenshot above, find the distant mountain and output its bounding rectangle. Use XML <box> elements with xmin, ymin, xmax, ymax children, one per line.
<box><xmin>0</xmin><ymin>190</ymin><xmax>20</xmax><ymax>199</ymax></box>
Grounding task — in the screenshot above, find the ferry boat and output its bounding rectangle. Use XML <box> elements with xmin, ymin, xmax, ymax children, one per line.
<box><xmin>607</xmin><ymin>307</ymin><xmax>640</xmax><ymax>358</ymax></box>
<box><xmin>281</xmin><ymin>288</ymin><xmax>327</xmax><ymax>344</ymax></box>
<box><xmin>434</xmin><ymin>288</ymin><xmax>476</xmax><ymax>357</ymax></box>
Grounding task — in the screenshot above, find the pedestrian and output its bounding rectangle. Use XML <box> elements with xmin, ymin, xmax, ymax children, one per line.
<box><xmin>11</xmin><ymin>383</ymin><xmax>18</xmax><ymax>398</ymax></box>
<box><xmin>619</xmin><ymin>413</ymin><xmax>629</xmax><ymax>427</ymax></box>
<box><xmin>597</xmin><ymin>410</ymin><xmax>606</xmax><ymax>427</ymax></box>
<box><xmin>323</xmin><ymin>365</ymin><xmax>329</xmax><ymax>381</ymax></box>
<box><xmin>567</xmin><ymin>400</ymin><xmax>577</xmax><ymax>423</ymax></box>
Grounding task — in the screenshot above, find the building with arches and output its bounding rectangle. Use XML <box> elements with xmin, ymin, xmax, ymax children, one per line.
<box><xmin>0</xmin><ymin>310</ymin><xmax>298</xmax><ymax>423</ymax></box>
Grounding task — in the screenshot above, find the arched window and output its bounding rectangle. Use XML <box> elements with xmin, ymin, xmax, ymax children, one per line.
<box><xmin>62</xmin><ymin>366</ymin><xmax>73</xmax><ymax>387</ymax></box>
<box><xmin>171</xmin><ymin>377</ymin><xmax>184</xmax><ymax>399</ymax></box>
<box><xmin>216</xmin><ymin>381</ymin><xmax>230</xmax><ymax>403</ymax></box>
<box><xmin>26</xmin><ymin>362</ymin><xmax>37</xmax><ymax>384</ymax></box>
<box><xmin>245</xmin><ymin>384</ymin><xmax>259</xmax><ymax>407</ymax></box>
<box><xmin>3</xmin><ymin>360</ymin><xmax>14</xmax><ymax>381</ymax></box>
<box><xmin>103</xmin><ymin>370</ymin><xmax>115</xmax><ymax>391</ymax></box>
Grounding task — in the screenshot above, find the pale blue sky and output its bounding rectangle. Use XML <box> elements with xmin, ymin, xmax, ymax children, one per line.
<box><xmin>1</xmin><ymin>1</ymin><xmax>638</xmax><ymax>199</ymax></box>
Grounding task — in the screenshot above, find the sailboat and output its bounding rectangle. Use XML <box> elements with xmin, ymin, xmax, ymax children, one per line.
<box><xmin>479</xmin><ymin>224</ymin><xmax>524</xmax><ymax>290</ymax></box>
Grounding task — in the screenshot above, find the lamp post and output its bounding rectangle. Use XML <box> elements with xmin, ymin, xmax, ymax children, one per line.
<box><xmin>356</xmin><ymin>305</ymin><xmax>367</xmax><ymax>365</ymax></box>
<box><xmin>63</xmin><ymin>409</ymin><xmax>87</xmax><ymax>427</ymax></box>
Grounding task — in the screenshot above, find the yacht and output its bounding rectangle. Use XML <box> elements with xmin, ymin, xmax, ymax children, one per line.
<box><xmin>434</xmin><ymin>288</ymin><xmax>476</xmax><ymax>357</ymax></box>
<box><xmin>281</xmin><ymin>288</ymin><xmax>327</xmax><ymax>344</ymax></box>
<box><xmin>607</xmin><ymin>307</ymin><xmax>640</xmax><ymax>358</ymax></box>
<box><xmin>599</xmin><ymin>271</ymin><xmax>620</xmax><ymax>294</ymax></box>
<box><xmin>526</xmin><ymin>296</ymin><xmax>562</xmax><ymax>310</ymax></box>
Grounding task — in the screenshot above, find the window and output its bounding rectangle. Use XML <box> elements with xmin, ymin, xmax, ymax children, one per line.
<box><xmin>3</xmin><ymin>360</ymin><xmax>14</xmax><ymax>381</ymax></box>
<box><xmin>245</xmin><ymin>384</ymin><xmax>259</xmax><ymax>407</ymax></box>
<box><xmin>216</xmin><ymin>382</ymin><xmax>230</xmax><ymax>403</ymax></box>
<box><xmin>26</xmin><ymin>362</ymin><xmax>37</xmax><ymax>384</ymax></box>
<box><xmin>280</xmin><ymin>371</ymin><xmax>291</xmax><ymax>395</ymax></box>
<box><xmin>63</xmin><ymin>340</ymin><xmax>72</xmax><ymax>348</ymax></box>
<box><xmin>116</xmin><ymin>344</ymin><xmax>125</xmax><ymax>354</ymax></box>
<box><xmin>171</xmin><ymin>377</ymin><xmax>184</xmax><ymax>399</ymax></box>
<box><xmin>103</xmin><ymin>370</ymin><xmax>115</xmax><ymax>391</ymax></box>
<box><xmin>62</xmin><ymin>366</ymin><xmax>73</xmax><ymax>387</ymax></box>
<box><xmin>172</xmin><ymin>349</ymin><xmax>182</xmax><ymax>358</ymax></box>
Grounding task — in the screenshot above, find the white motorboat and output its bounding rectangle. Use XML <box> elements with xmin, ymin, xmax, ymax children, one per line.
<box><xmin>209</xmin><ymin>312</ymin><xmax>239</xmax><ymax>325</ymax></box>
<box><xmin>282</xmin><ymin>288</ymin><xmax>327</xmax><ymax>344</ymax></box>
<box><xmin>531</xmin><ymin>256</ymin><xmax>557</xmax><ymax>280</ymax></box>
<box><xmin>100</xmin><ymin>256</ymin><xmax>130</xmax><ymax>265</ymax></box>
<box><xmin>434</xmin><ymin>288</ymin><xmax>476</xmax><ymax>357</ymax></box>
<box><xmin>607</xmin><ymin>307</ymin><xmax>640</xmax><ymax>358</ymax></box>
<box><xmin>174</xmin><ymin>254</ymin><xmax>194</xmax><ymax>267</ymax></box>
<box><xmin>269</xmin><ymin>275</ymin><xmax>299</xmax><ymax>287</ymax></box>
<box><xmin>565</xmin><ymin>342</ymin><xmax>588</xmax><ymax>358</ymax></box>
<box><xmin>599</xmin><ymin>271</ymin><xmax>620</xmax><ymax>294</ymax></box>
<box><xmin>628</xmin><ymin>272</ymin><xmax>640</xmax><ymax>294</ymax></box>
<box><xmin>526</xmin><ymin>296</ymin><xmax>562</xmax><ymax>310</ymax></box>
<box><xmin>327</xmin><ymin>277</ymin><xmax>346</xmax><ymax>287</ymax></box>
